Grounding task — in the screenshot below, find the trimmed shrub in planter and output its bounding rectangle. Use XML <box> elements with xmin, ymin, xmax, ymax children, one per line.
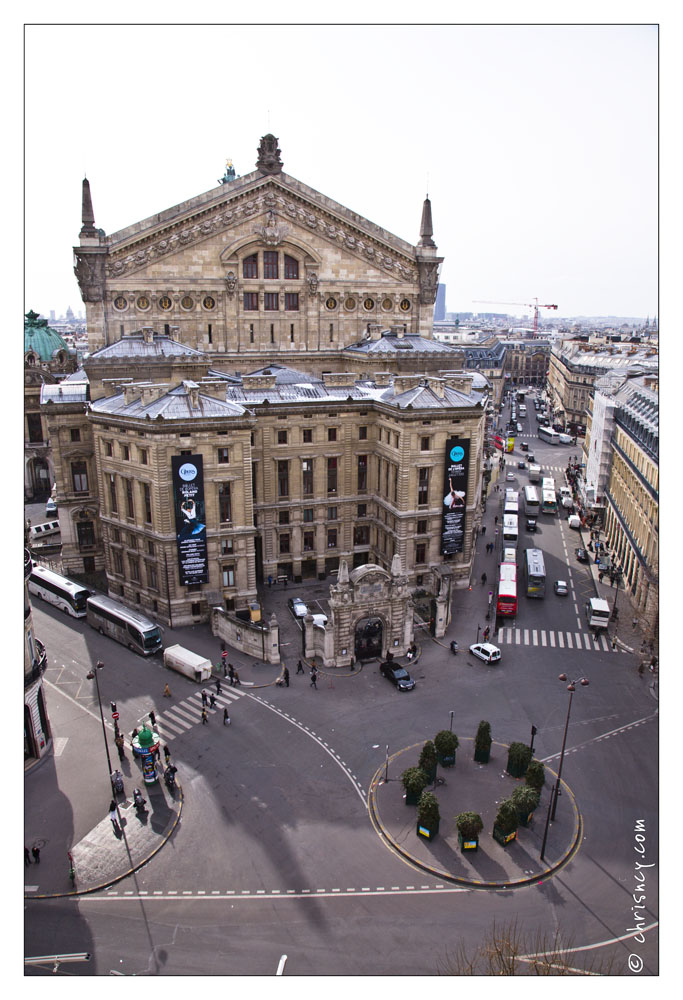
<box><xmin>492</xmin><ymin>798</ymin><xmax>519</xmax><ymax>846</ymax></box>
<box><xmin>473</xmin><ymin>720</ymin><xmax>492</xmax><ymax>763</ymax></box>
<box><xmin>416</xmin><ymin>790</ymin><xmax>440</xmax><ymax>840</ymax></box>
<box><xmin>401</xmin><ymin>766</ymin><xmax>429</xmax><ymax>806</ymax></box>
<box><xmin>456</xmin><ymin>811</ymin><xmax>483</xmax><ymax>852</ymax></box>
<box><xmin>506</xmin><ymin>741</ymin><xmax>532</xmax><ymax>778</ymax></box>
<box><xmin>418</xmin><ymin>741</ymin><xmax>438</xmax><ymax>784</ymax></box>
<box><xmin>511</xmin><ymin>785</ymin><xmax>540</xmax><ymax>827</ymax></box>
<box><xmin>434</xmin><ymin>729</ymin><xmax>459</xmax><ymax>767</ymax></box>
<box><xmin>525</xmin><ymin>760</ymin><xmax>546</xmax><ymax>791</ymax></box>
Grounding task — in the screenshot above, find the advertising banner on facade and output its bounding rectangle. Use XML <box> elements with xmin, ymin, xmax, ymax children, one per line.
<box><xmin>171</xmin><ymin>454</ymin><xmax>208</xmax><ymax>586</ymax></box>
<box><xmin>441</xmin><ymin>437</ymin><xmax>470</xmax><ymax>555</ymax></box>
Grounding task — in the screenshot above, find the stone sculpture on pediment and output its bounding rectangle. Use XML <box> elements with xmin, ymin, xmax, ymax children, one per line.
<box><xmin>256</xmin><ymin>134</ymin><xmax>283</xmax><ymax>175</ymax></box>
<box><xmin>254</xmin><ymin>210</ymin><xmax>289</xmax><ymax>247</ymax></box>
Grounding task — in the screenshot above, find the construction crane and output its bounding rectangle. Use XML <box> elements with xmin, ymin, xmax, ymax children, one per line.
<box><xmin>473</xmin><ymin>298</ymin><xmax>558</xmax><ymax>336</ymax></box>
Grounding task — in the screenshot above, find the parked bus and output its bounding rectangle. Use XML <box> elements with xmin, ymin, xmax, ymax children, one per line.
<box><xmin>86</xmin><ymin>594</ymin><xmax>162</xmax><ymax>656</ymax></box>
<box><xmin>528</xmin><ymin>464</ymin><xmax>541</xmax><ymax>483</ymax></box>
<box><xmin>523</xmin><ymin>485</ymin><xmax>540</xmax><ymax>516</ymax></box>
<box><xmin>538</xmin><ymin>426</ymin><xmax>561</xmax><ymax>445</ymax></box>
<box><xmin>503</xmin><ymin>514</ymin><xmax>519</xmax><ymax>546</ymax></box>
<box><xmin>542</xmin><ymin>477</ymin><xmax>555</xmax><ymax>493</ymax></box>
<box><xmin>541</xmin><ymin>489</ymin><xmax>558</xmax><ymax>515</ymax></box>
<box><xmin>523</xmin><ymin>548</ymin><xmax>546</xmax><ymax>598</ymax></box>
<box><xmin>504</xmin><ymin>490</ymin><xmax>519</xmax><ymax>515</ymax></box>
<box><xmin>496</xmin><ymin>562</ymin><xmax>518</xmax><ymax>616</ymax></box>
<box><xmin>28</xmin><ymin>565</ymin><xmax>90</xmax><ymax>618</ymax></box>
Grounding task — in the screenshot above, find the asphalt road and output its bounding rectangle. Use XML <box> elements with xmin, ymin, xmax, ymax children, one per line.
<box><xmin>24</xmin><ymin>396</ymin><xmax>659</xmax><ymax>976</ymax></box>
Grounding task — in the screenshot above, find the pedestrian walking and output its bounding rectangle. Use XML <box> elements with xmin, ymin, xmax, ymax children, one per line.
<box><xmin>115</xmin><ymin>734</ymin><xmax>125</xmax><ymax>760</ymax></box>
<box><xmin>481</xmin><ymin>525</ymin><xmax>486</xmax><ymax>536</ymax></box>
<box><xmin>109</xmin><ymin>800</ymin><xmax>119</xmax><ymax>832</ymax></box>
<box><xmin>283</xmin><ymin>666</ymin><xmax>290</xmax><ymax>687</ymax></box>
<box><xmin>163</xmin><ymin>684</ymin><xmax>171</xmax><ymax>698</ymax></box>
<box><xmin>215</xmin><ymin>678</ymin><xmax>222</xmax><ymax>695</ymax></box>
<box><xmin>201</xmin><ymin>690</ymin><xmax>208</xmax><ymax>706</ymax></box>
<box><xmin>481</xmin><ymin>573</ymin><xmax>487</xmax><ymax>586</ymax></box>
<box><xmin>130</xmin><ymin>727</ymin><xmax>139</xmax><ymax>749</ymax></box>
<box><xmin>149</xmin><ymin>710</ymin><xmax>156</xmax><ymax>728</ymax></box>
<box><xmin>296</xmin><ymin>659</ymin><xmax>304</xmax><ymax>674</ymax></box>
<box><xmin>31</xmin><ymin>846</ymin><xmax>41</xmax><ymax>864</ymax></box>
<box><xmin>201</xmin><ymin>709</ymin><xmax>208</xmax><ymax>725</ymax></box>
<box><xmin>228</xmin><ymin>664</ymin><xmax>235</xmax><ymax>686</ymax></box>
<box><xmin>163</xmin><ymin>745</ymin><xmax>171</xmax><ymax>763</ymax></box>
<box><xmin>494</xmin><ymin>515</ymin><xmax>498</xmax><ymax>525</ymax></box>
<box><xmin>310</xmin><ymin>667</ymin><xmax>318</xmax><ymax>689</ymax></box>
<box><xmin>223</xmin><ymin>707</ymin><xmax>230</xmax><ymax>725</ymax></box>
<box><xmin>209</xmin><ymin>693</ymin><xmax>217</xmax><ymax>709</ymax></box>
<box><xmin>233</xmin><ymin>669</ymin><xmax>241</xmax><ymax>686</ymax></box>
<box><xmin>25</xmin><ymin>847</ymin><xmax>31</xmax><ymax>866</ymax></box>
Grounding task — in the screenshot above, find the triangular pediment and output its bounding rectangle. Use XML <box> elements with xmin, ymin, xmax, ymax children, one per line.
<box><xmin>104</xmin><ymin>173</ymin><xmax>418</xmax><ymax>283</ymax></box>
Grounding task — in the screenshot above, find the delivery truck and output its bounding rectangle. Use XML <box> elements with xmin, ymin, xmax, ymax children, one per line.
<box><xmin>585</xmin><ymin>598</ymin><xmax>611</xmax><ymax>632</ymax></box>
<box><xmin>163</xmin><ymin>644</ymin><xmax>213</xmax><ymax>682</ymax></box>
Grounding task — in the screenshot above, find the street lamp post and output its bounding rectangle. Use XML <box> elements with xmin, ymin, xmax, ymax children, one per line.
<box><xmin>540</xmin><ymin>673</ymin><xmax>589</xmax><ymax>861</ymax></box>
<box><xmin>449</xmin><ymin>710</ymin><xmax>454</xmax><ymax>733</ymax></box>
<box><xmin>86</xmin><ymin>660</ymin><xmax>114</xmax><ymax>783</ymax></box>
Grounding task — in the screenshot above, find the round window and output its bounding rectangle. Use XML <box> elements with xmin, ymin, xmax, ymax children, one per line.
<box><xmin>345</xmin><ymin>296</ymin><xmax>356</xmax><ymax>311</ymax></box>
<box><xmin>181</xmin><ymin>295</ymin><xmax>194</xmax><ymax>310</ymax></box>
<box><xmin>326</xmin><ymin>296</ymin><xmax>337</xmax><ymax>310</ymax></box>
<box><xmin>158</xmin><ymin>295</ymin><xmax>172</xmax><ymax>311</ymax></box>
<box><xmin>136</xmin><ymin>295</ymin><xmax>150</xmax><ymax>310</ymax></box>
<box><xmin>113</xmin><ymin>295</ymin><xmax>127</xmax><ymax>311</ymax></box>
<box><xmin>382</xmin><ymin>297</ymin><xmax>393</xmax><ymax>311</ymax></box>
<box><xmin>400</xmin><ymin>298</ymin><xmax>412</xmax><ymax>312</ymax></box>
<box><xmin>203</xmin><ymin>296</ymin><xmax>216</xmax><ymax>310</ymax></box>
<box><xmin>363</xmin><ymin>297</ymin><xmax>375</xmax><ymax>311</ymax></box>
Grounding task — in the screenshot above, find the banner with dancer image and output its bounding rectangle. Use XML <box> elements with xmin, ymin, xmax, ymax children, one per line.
<box><xmin>171</xmin><ymin>454</ymin><xmax>209</xmax><ymax>585</ymax></box>
<box><xmin>441</xmin><ymin>437</ymin><xmax>470</xmax><ymax>555</ymax></box>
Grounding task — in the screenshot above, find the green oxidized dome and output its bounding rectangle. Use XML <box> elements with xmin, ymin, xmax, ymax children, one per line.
<box><xmin>24</xmin><ymin>310</ymin><xmax>71</xmax><ymax>362</ymax></box>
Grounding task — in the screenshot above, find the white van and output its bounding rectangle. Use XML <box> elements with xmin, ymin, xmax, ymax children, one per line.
<box><xmin>559</xmin><ymin>433</ymin><xmax>572</xmax><ymax>444</ymax></box>
<box><xmin>568</xmin><ymin>514</ymin><xmax>581</xmax><ymax>529</ymax></box>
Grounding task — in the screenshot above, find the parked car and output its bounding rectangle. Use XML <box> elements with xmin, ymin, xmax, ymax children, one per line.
<box><xmin>526</xmin><ymin>517</ymin><xmax>537</xmax><ymax>532</ymax></box>
<box><xmin>562</xmin><ymin>496</ymin><xmax>574</xmax><ymax>509</ymax></box>
<box><xmin>380</xmin><ymin>661</ymin><xmax>416</xmax><ymax>691</ymax></box>
<box><xmin>568</xmin><ymin>514</ymin><xmax>581</xmax><ymax>529</ymax></box>
<box><xmin>506</xmin><ymin>472</ymin><xmax>515</xmax><ymax>481</ymax></box>
<box><xmin>554</xmin><ymin>580</ymin><xmax>569</xmax><ymax>596</ymax></box>
<box><xmin>45</xmin><ymin>498</ymin><xmax>58</xmax><ymax>517</ymax></box>
<box><xmin>288</xmin><ymin>597</ymin><xmax>309</xmax><ymax>618</ymax></box>
<box><xmin>469</xmin><ymin>642</ymin><xmax>502</xmax><ymax>664</ymax></box>
<box><xmin>575</xmin><ymin>547</ymin><xmax>589</xmax><ymax>563</ymax></box>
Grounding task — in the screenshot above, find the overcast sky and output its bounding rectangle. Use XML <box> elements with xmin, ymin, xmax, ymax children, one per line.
<box><xmin>24</xmin><ymin>21</ymin><xmax>658</xmax><ymax>321</ymax></box>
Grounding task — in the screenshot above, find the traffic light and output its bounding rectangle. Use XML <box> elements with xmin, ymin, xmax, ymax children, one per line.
<box><xmin>110</xmin><ymin>701</ymin><xmax>119</xmax><ymax>720</ymax></box>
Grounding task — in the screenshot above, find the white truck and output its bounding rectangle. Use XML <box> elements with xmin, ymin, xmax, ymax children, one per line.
<box><xmin>163</xmin><ymin>644</ymin><xmax>213</xmax><ymax>682</ymax></box>
<box><xmin>585</xmin><ymin>598</ymin><xmax>611</xmax><ymax>632</ymax></box>
<box><xmin>528</xmin><ymin>464</ymin><xmax>541</xmax><ymax>483</ymax></box>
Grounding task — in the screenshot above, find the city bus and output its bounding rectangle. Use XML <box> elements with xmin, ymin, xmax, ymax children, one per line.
<box><xmin>523</xmin><ymin>548</ymin><xmax>546</xmax><ymax>598</ymax></box>
<box><xmin>496</xmin><ymin>562</ymin><xmax>518</xmax><ymax>616</ymax></box>
<box><xmin>28</xmin><ymin>565</ymin><xmax>90</xmax><ymax>618</ymax></box>
<box><xmin>542</xmin><ymin>477</ymin><xmax>555</xmax><ymax>493</ymax></box>
<box><xmin>504</xmin><ymin>491</ymin><xmax>519</xmax><ymax>516</ymax></box>
<box><xmin>541</xmin><ymin>489</ymin><xmax>558</xmax><ymax>515</ymax></box>
<box><xmin>538</xmin><ymin>426</ymin><xmax>561</xmax><ymax>445</ymax></box>
<box><xmin>523</xmin><ymin>485</ymin><xmax>540</xmax><ymax>516</ymax></box>
<box><xmin>86</xmin><ymin>594</ymin><xmax>163</xmax><ymax>656</ymax></box>
<box><xmin>503</xmin><ymin>514</ymin><xmax>519</xmax><ymax>547</ymax></box>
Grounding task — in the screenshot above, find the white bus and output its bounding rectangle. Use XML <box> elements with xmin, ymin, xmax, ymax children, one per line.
<box><xmin>541</xmin><ymin>489</ymin><xmax>558</xmax><ymax>515</ymax></box>
<box><xmin>86</xmin><ymin>594</ymin><xmax>163</xmax><ymax>656</ymax></box>
<box><xmin>523</xmin><ymin>548</ymin><xmax>546</xmax><ymax>598</ymax></box>
<box><xmin>542</xmin><ymin>477</ymin><xmax>555</xmax><ymax>493</ymax></box>
<box><xmin>523</xmin><ymin>485</ymin><xmax>540</xmax><ymax>516</ymax></box>
<box><xmin>503</xmin><ymin>514</ymin><xmax>519</xmax><ymax>547</ymax></box>
<box><xmin>538</xmin><ymin>426</ymin><xmax>561</xmax><ymax>445</ymax></box>
<box><xmin>28</xmin><ymin>565</ymin><xmax>91</xmax><ymax>618</ymax></box>
<box><xmin>504</xmin><ymin>490</ymin><xmax>519</xmax><ymax>516</ymax></box>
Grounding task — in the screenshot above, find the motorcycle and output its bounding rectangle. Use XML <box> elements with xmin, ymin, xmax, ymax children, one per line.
<box><xmin>111</xmin><ymin>770</ymin><xmax>124</xmax><ymax>794</ymax></box>
<box><xmin>133</xmin><ymin>788</ymin><xmax>147</xmax><ymax>813</ymax></box>
<box><xmin>164</xmin><ymin>766</ymin><xmax>177</xmax><ymax>790</ymax></box>
<box><xmin>450</xmin><ymin>641</ymin><xmax>458</xmax><ymax>655</ymax></box>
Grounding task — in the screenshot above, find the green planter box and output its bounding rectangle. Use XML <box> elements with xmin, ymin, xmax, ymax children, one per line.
<box><xmin>517</xmin><ymin>810</ymin><xmax>535</xmax><ymax>828</ymax></box>
<box><xmin>492</xmin><ymin>825</ymin><xmax>518</xmax><ymax>846</ymax></box>
<box><xmin>474</xmin><ymin>745</ymin><xmax>491</xmax><ymax>763</ymax></box>
<box><xmin>422</xmin><ymin>763</ymin><xmax>437</xmax><ymax>784</ymax></box>
<box><xmin>506</xmin><ymin>755</ymin><xmax>531</xmax><ymax>778</ymax></box>
<box><xmin>457</xmin><ymin>831</ymin><xmax>479</xmax><ymax>852</ymax></box>
<box><xmin>405</xmin><ymin>789</ymin><xmax>422</xmax><ymax>806</ymax></box>
<box><xmin>417</xmin><ymin>818</ymin><xmax>439</xmax><ymax>841</ymax></box>
<box><xmin>436</xmin><ymin>751</ymin><xmax>456</xmax><ymax>768</ymax></box>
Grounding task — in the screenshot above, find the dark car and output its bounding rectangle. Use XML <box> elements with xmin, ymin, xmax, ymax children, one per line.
<box><xmin>575</xmin><ymin>547</ymin><xmax>589</xmax><ymax>563</ymax></box>
<box><xmin>380</xmin><ymin>661</ymin><xmax>416</xmax><ymax>691</ymax></box>
<box><xmin>520</xmin><ymin>442</ymin><xmax>529</xmax><ymax>451</ymax></box>
<box><xmin>517</xmin><ymin>461</ymin><xmax>526</xmax><ymax>469</ymax></box>
<box><xmin>526</xmin><ymin>517</ymin><xmax>537</xmax><ymax>532</ymax></box>
<box><xmin>527</xmin><ymin>453</ymin><xmax>536</xmax><ymax>462</ymax></box>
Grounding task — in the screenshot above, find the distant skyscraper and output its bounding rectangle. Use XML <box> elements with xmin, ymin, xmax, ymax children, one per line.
<box><xmin>50</xmin><ymin>311</ymin><xmax>55</xmax><ymax>322</ymax></box>
<box><xmin>434</xmin><ymin>283</ymin><xmax>446</xmax><ymax>322</ymax></box>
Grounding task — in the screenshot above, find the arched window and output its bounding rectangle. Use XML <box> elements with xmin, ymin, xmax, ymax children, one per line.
<box><xmin>243</xmin><ymin>254</ymin><xmax>258</xmax><ymax>279</ymax></box>
<box><xmin>284</xmin><ymin>254</ymin><xmax>299</xmax><ymax>279</ymax></box>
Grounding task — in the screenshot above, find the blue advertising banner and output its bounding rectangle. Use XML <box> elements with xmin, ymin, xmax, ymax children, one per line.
<box><xmin>171</xmin><ymin>454</ymin><xmax>209</xmax><ymax>586</ymax></box>
<box><xmin>441</xmin><ymin>437</ymin><xmax>470</xmax><ymax>555</ymax></box>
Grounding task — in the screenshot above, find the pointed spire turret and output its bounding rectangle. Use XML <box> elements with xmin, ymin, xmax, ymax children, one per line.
<box><xmin>418</xmin><ymin>195</ymin><xmax>435</xmax><ymax>248</ymax></box>
<box><xmin>80</xmin><ymin>177</ymin><xmax>97</xmax><ymax>237</ymax></box>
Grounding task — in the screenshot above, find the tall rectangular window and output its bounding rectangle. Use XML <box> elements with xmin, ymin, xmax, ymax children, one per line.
<box><xmin>72</xmin><ymin>461</ymin><xmax>88</xmax><ymax>493</ymax></box>
<box><xmin>243</xmin><ymin>253</ymin><xmax>258</xmax><ymax>278</ymax></box>
<box><xmin>222</xmin><ymin>565</ymin><xmax>235</xmax><ymax>587</ymax></box>
<box><xmin>284</xmin><ymin>254</ymin><xmax>299</xmax><ymax>279</ymax></box>
<box><xmin>77</xmin><ymin>521</ymin><xmax>95</xmax><ymax>549</ymax></box>
<box><xmin>27</xmin><ymin>413</ymin><xmax>43</xmax><ymax>443</ymax></box>
<box><xmin>303</xmin><ymin>428</ymin><xmax>313</xmax><ymax>443</ymax></box>
<box><xmin>70</xmin><ymin>428</ymin><xmax>81</xmax><ymax>442</ymax></box>
<box><xmin>142</xmin><ymin>482</ymin><xmax>152</xmax><ymax>524</ymax></box>
<box><xmin>277</xmin><ymin>430</ymin><xmax>288</xmax><ymax>445</ymax></box>
<box><xmin>129</xmin><ymin>555</ymin><xmax>140</xmax><ymax>583</ymax></box>
<box><xmin>285</xmin><ymin>293</ymin><xmax>299</xmax><ymax>311</ymax></box>
<box><xmin>359</xmin><ymin>425</ymin><xmax>367</xmax><ymax>440</ymax></box>
<box><xmin>418</xmin><ymin>467</ymin><xmax>430</xmax><ymax>506</ymax></box>
<box><xmin>328</xmin><ymin>506</ymin><xmax>338</xmax><ymax>521</ymax></box>
<box><xmin>243</xmin><ymin>292</ymin><xmax>259</xmax><ymax>311</ymax></box>
<box><xmin>147</xmin><ymin>563</ymin><xmax>158</xmax><ymax>591</ymax></box>
<box><xmin>327</xmin><ymin>528</ymin><xmax>337</xmax><ymax>549</ymax></box>
<box><xmin>264</xmin><ymin>292</ymin><xmax>279</xmax><ymax>311</ymax></box>
<box><xmin>219</xmin><ymin>483</ymin><xmax>232</xmax><ymax>522</ymax></box>
<box><xmin>139</xmin><ymin>448</ymin><xmax>148</xmax><ymax>465</ymax></box>
<box><xmin>328</xmin><ymin>427</ymin><xmax>337</xmax><ymax>442</ymax></box>
<box><xmin>264</xmin><ymin>250</ymin><xmax>279</xmax><ymax>279</ymax></box>
<box><xmin>279</xmin><ymin>533</ymin><xmax>290</xmax><ymax>554</ymax></box>
<box><xmin>303</xmin><ymin>530</ymin><xmax>314</xmax><ymax>552</ymax></box>
<box><xmin>415</xmin><ymin>542</ymin><xmax>427</xmax><ymax>564</ymax></box>
<box><xmin>108</xmin><ymin>473</ymin><xmax>118</xmax><ymax>514</ymax></box>
<box><xmin>112</xmin><ymin>548</ymin><xmax>123</xmax><ymax>575</ymax></box>
<box><xmin>125</xmin><ymin>478</ymin><xmax>134</xmax><ymax>518</ymax></box>
<box><xmin>277</xmin><ymin>460</ymin><xmax>289</xmax><ymax>498</ymax></box>
<box><xmin>327</xmin><ymin>457</ymin><xmax>337</xmax><ymax>495</ymax></box>
<box><xmin>218</xmin><ymin>447</ymin><xmax>230</xmax><ymax>464</ymax></box>
<box><xmin>302</xmin><ymin>459</ymin><xmax>314</xmax><ymax>496</ymax></box>
<box><xmin>354</xmin><ymin>525</ymin><xmax>369</xmax><ymax>545</ymax></box>
<box><xmin>357</xmin><ymin>454</ymin><xmax>368</xmax><ymax>492</ymax></box>
<box><xmin>303</xmin><ymin>507</ymin><xmax>314</xmax><ymax>523</ymax></box>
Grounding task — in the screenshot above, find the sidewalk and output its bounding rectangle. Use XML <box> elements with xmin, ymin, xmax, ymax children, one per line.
<box><xmin>370</xmin><ymin>739</ymin><xmax>580</xmax><ymax>888</ymax></box>
<box><xmin>25</xmin><ymin>684</ymin><xmax>182</xmax><ymax>899</ymax></box>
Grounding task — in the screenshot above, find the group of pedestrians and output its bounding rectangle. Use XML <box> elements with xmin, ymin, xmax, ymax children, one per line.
<box><xmin>24</xmin><ymin>845</ymin><xmax>40</xmax><ymax>865</ymax></box>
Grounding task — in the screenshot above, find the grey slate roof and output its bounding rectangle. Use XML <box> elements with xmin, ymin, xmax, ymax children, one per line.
<box><xmin>344</xmin><ymin>332</ymin><xmax>461</xmax><ymax>355</ymax></box>
<box><xmin>41</xmin><ymin>382</ymin><xmax>89</xmax><ymax>404</ymax></box>
<box><xmin>89</xmin><ymin>333</ymin><xmax>207</xmax><ymax>360</ymax></box>
<box><xmin>91</xmin><ymin>383</ymin><xmax>246</xmax><ymax>420</ymax></box>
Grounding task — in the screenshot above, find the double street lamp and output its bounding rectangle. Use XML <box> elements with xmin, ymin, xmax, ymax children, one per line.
<box><xmin>540</xmin><ymin>673</ymin><xmax>589</xmax><ymax>861</ymax></box>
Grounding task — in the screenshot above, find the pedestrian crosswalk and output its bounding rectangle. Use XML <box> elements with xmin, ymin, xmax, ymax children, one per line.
<box><xmin>152</xmin><ymin>686</ymin><xmax>247</xmax><ymax>740</ymax></box>
<box><xmin>495</xmin><ymin>626</ymin><xmax>613</xmax><ymax>652</ymax></box>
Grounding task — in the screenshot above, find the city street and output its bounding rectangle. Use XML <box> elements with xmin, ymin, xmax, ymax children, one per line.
<box><xmin>24</xmin><ymin>399</ymin><xmax>658</xmax><ymax>976</ymax></box>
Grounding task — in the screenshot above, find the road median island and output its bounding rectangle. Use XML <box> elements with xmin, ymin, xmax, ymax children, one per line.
<box><xmin>368</xmin><ymin>739</ymin><xmax>582</xmax><ymax>890</ymax></box>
